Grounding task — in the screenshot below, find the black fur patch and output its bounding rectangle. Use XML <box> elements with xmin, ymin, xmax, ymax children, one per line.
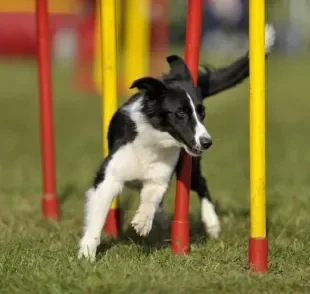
<box><xmin>93</xmin><ymin>106</ymin><xmax>138</xmax><ymax>188</ymax></box>
<box><xmin>107</xmin><ymin>108</ymin><xmax>138</xmax><ymax>153</ymax></box>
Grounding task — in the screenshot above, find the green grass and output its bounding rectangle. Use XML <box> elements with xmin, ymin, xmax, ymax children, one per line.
<box><xmin>1</xmin><ymin>54</ymin><xmax>310</xmax><ymax>293</ymax></box>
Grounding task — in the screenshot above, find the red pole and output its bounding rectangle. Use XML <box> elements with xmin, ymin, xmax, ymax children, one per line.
<box><xmin>150</xmin><ymin>0</ymin><xmax>168</xmax><ymax>77</ymax></box>
<box><xmin>171</xmin><ymin>0</ymin><xmax>203</xmax><ymax>254</ymax></box>
<box><xmin>36</xmin><ymin>0</ymin><xmax>59</xmax><ymax>220</ymax></box>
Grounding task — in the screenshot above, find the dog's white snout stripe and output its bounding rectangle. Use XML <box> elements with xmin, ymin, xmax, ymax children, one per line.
<box><xmin>185</xmin><ymin>92</ymin><xmax>211</xmax><ymax>147</ymax></box>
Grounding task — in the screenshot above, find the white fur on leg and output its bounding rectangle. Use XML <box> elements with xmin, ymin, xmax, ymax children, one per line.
<box><xmin>201</xmin><ymin>198</ymin><xmax>221</xmax><ymax>239</ymax></box>
<box><xmin>131</xmin><ymin>183</ymin><xmax>167</xmax><ymax>236</ymax></box>
<box><xmin>131</xmin><ymin>204</ymin><xmax>156</xmax><ymax>236</ymax></box>
<box><xmin>265</xmin><ymin>23</ymin><xmax>276</xmax><ymax>53</ymax></box>
<box><xmin>78</xmin><ymin>188</ymin><xmax>98</xmax><ymax>261</ymax></box>
<box><xmin>78</xmin><ymin>178</ymin><xmax>123</xmax><ymax>261</ymax></box>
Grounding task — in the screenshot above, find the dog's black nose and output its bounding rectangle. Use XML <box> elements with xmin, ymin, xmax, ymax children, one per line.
<box><xmin>200</xmin><ymin>137</ymin><xmax>212</xmax><ymax>149</ymax></box>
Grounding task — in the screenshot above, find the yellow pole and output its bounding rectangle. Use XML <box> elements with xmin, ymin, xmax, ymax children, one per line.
<box><xmin>123</xmin><ymin>0</ymin><xmax>150</xmax><ymax>94</ymax></box>
<box><xmin>248</xmin><ymin>0</ymin><xmax>268</xmax><ymax>273</ymax></box>
<box><xmin>94</xmin><ymin>0</ymin><xmax>121</xmax><ymax>93</ymax></box>
<box><xmin>116</xmin><ymin>0</ymin><xmax>121</xmax><ymax>52</ymax></box>
<box><xmin>100</xmin><ymin>0</ymin><xmax>119</xmax><ymax>224</ymax></box>
<box><xmin>249</xmin><ymin>0</ymin><xmax>265</xmax><ymax>239</ymax></box>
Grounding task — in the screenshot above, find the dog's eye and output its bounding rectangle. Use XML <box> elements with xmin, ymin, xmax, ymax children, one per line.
<box><xmin>176</xmin><ymin>111</ymin><xmax>186</xmax><ymax>119</ymax></box>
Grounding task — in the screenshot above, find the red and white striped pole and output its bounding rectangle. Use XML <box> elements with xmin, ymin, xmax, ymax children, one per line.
<box><xmin>36</xmin><ymin>0</ymin><xmax>59</xmax><ymax>220</ymax></box>
<box><xmin>171</xmin><ymin>0</ymin><xmax>203</xmax><ymax>254</ymax></box>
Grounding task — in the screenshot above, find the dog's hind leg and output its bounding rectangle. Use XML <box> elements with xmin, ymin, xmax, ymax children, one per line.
<box><xmin>132</xmin><ymin>183</ymin><xmax>168</xmax><ymax>236</ymax></box>
<box><xmin>191</xmin><ymin>157</ymin><xmax>221</xmax><ymax>239</ymax></box>
<box><xmin>153</xmin><ymin>159</ymin><xmax>221</xmax><ymax>238</ymax></box>
<box><xmin>78</xmin><ymin>176</ymin><xmax>123</xmax><ymax>261</ymax></box>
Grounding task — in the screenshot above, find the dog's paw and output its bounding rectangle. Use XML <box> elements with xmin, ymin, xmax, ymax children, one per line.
<box><xmin>78</xmin><ymin>238</ymin><xmax>98</xmax><ymax>262</ymax></box>
<box><xmin>204</xmin><ymin>219</ymin><xmax>221</xmax><ymax>239</ymax></box>
<box><xmin>131</xmin><ymin>206</ymin><xmax>154</xmax><ymax>236</ymax></box>
<box><xmin>201</xmin><ymin>199</ymin><xmax>221</xmax><ymax>239</ymax></box>
<box><xmin>154</xmin><ymin>207</ymin><xmax>170</xmax><ymax>230</ymax></box>
<box><xmin>265</xmin><ymin>23</ymin><xmax>276</xmax><ymax>53</ymax></box>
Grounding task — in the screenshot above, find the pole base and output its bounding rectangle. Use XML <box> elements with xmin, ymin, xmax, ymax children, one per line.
<box><xmin>42</xmin><ymin>195</ymin><xmax>59</xmax><ymax>220</ymax></box>
<box><xmin>104</xmin><ymin>208</ymin><xmax>120</xmax><ymax>239</ymax></box>
<box><xmin>171</xmin><ymin>220</ymin><xmax>190</xmax><ymax>254</ymax></box>
<box><xmin>249</xmin><ymin>237</ymin><xmax>268</xmax><ymax>273</ymax></box>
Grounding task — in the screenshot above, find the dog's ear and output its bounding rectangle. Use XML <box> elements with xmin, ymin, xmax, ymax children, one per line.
<box><xmin>130</xmin><ymin>77</ymin><xmax>166</xmax><ymax>95</ymax></box>
<box><xmin>166</xmin><ymin>55</ymin><xmax>193</xmax><ymax>84</ymax></box>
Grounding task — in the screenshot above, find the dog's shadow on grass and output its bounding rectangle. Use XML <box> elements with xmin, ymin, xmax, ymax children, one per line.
<box><xmin>96</xmin><ymin>197</ymin><xmax>212</xmax><ymax>257</ymax></box>
<box><xmin>96</xmin><ymin>217</ymin><xmax>207</xmax><ymax>257</ymax></box>
<box><xmin>95</xmin><ymin>199</ymin><xmax>276</xmax><ymax>257</ymax></box>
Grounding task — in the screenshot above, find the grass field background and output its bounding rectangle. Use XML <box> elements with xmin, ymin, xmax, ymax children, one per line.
<box><xmin>1</xmin><ymin>53</ymin><xmax>310</xmax><ymax>293</ymax></box>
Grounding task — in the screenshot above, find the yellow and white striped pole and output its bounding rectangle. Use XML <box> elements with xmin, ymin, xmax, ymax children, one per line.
<box><xmin>123</xmin><ymin>0</ymin><xmax>150</xmax><ymax>95</ymax></box>
<box><xmin>248</xmin><ymin>0</ymin><xmax>267</xmax><ymax>272</ymax></box>
<box><xmin>99</xmin><ymin>0</ymin><xmax>120</xmax><ymax>238</ymax></box>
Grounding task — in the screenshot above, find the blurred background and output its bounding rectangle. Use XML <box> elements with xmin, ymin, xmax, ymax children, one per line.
<box><xmin>0</xmin><ymin>0</ymin><xmax>309</xmax><ymax>91</ymax></box>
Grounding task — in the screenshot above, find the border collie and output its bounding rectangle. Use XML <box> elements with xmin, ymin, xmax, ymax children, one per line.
<box><xmin>79</xmin><ymin>24</ymin><xmax>275</xmax><ymax>261</ymax></box>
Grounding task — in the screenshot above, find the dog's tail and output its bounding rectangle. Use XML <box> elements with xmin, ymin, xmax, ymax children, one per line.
<box><xmin>198</xmin><ymin>24</ymin><xmax>276</xmax><ymax>99</ymax></box>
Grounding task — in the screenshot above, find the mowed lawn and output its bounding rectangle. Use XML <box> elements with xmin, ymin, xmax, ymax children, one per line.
<box><xmin>0</xmin><ymin>53</ymin><xmax>310</xmax><ymax>293</ymax></box>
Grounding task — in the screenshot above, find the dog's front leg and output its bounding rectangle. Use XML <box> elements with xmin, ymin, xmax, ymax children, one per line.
<box><xmin>131</xmin><ymin>182</ymin><xmax>168</xmax><ymax>236</ymax></box>
<box><xmin>191</xmin><ymin>157</ymin><xmax>221</xmax><ymax>239</ymax></box>
<box><xmin>78</xmin><ymin>177</ymin><xmax>123</xmax><ymax>261</ymax></box>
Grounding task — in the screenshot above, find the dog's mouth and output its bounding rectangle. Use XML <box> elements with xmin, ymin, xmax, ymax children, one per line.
<box><xmin>183</xmin><ymin>145</ymin><xmax>203</xmax><ymax>157</ymax></box>
<box><xmin>171</xmin><ymin>131</ymin><xmax>204</xmax><ymax>157</ymax></box>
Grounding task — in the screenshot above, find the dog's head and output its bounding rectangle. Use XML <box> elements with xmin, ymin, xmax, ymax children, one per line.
<box><xmin>130</xmin><ymin>55</ymin><xmax>212</xmax><ymax>156</ymax></box>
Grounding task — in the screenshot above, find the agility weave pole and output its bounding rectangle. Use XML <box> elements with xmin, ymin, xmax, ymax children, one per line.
<box><xmin>248</xmin><ymin>0</ymin><xmax>267</xmax><ymax>272</ymax></box>
<box><xmin>150</xmin><ymin>0</ymin><xmax>168</xmax><ymax>77</ymax></box>
<box><xmin>123</xmin><ymin>0</ymin><xmax>150</xmax><ymax>95</ymax></box>
<box><xmin>93</xmin><ymin>0</ymin><xmax>168</xmax><ymax>95</ymax></box>
<box><xmin>36</xmin><ymin>0</ymin><xmax>59</xmax><ymax>220</ymax></box>
<box><xmin>99</xmin><ymin>0</ymin><xmax>120</xmax><ymax>238</ymax></box>
<box><xmin>171</xmin><ymin>0</ymin><xmax>203</xmax><ymax>254</ymax></box>
<box><xmin>94</xmin><ymin>0</ymin><xmax>121</xmax><ymax>93</ymax></box>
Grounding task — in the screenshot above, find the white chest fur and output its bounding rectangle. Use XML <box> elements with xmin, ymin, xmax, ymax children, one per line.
<box><xmin>106</xmin><ymin>133</ymin><xmax>180</xmax><ymax>185</ymax></box>
<box><xmin>106</xmin><ymin>98</ymin><xmax>181</xmax><ymax>186</ymax></box>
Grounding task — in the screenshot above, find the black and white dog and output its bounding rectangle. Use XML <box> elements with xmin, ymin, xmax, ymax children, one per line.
<box><xmin>79</xmin><ymin>24</ymin><xmax>275</xmax><ymax>261</ymax></box>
